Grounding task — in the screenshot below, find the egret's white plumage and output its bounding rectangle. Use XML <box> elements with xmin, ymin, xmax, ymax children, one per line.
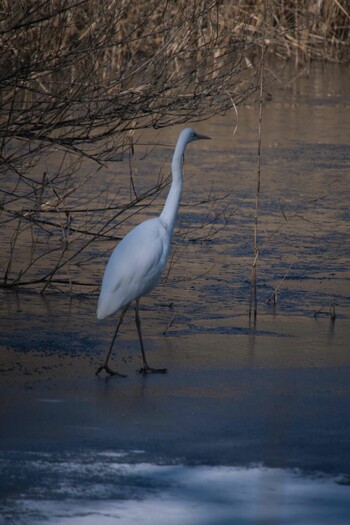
<box><xmin>96</xmin><ymin>128</ymin><xmax>210</xmax><ymax>376</ymax></box>
<box><xmin>97</xmin><ymin>218</ymin><xmax>169</xmax><ymax>320</ymax></box>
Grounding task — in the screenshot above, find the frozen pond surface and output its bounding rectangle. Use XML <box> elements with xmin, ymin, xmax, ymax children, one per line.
<box><xmin>1</xmin><ymin>451</ymin><xmax>350</xmax><ymax>525</ymax></box>
<box><xmin>1</xmin><ymin>64</ymin><xmax>350</xmax><ymax>523</ymax></box>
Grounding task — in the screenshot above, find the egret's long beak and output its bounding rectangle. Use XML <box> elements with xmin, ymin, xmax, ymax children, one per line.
<box><xmin>197</xmin><ymin>133</ymin><xmax>211</xmax><ymax>140</ymax></box>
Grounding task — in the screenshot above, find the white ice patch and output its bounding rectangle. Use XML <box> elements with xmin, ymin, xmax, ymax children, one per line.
<box><xmin>4</xmin><ymin>456</ymin><xmax>349</xmax><ymax>525</ymax></box>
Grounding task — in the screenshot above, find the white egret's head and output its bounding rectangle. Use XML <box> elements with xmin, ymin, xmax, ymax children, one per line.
<box><xmin>181</xmin><ymin>128</ymin><xmax>211</xmax><ymax>144</ymax></box>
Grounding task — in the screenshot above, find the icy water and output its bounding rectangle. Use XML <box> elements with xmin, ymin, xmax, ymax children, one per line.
<box><xmin>1</xmin><ymin>64</ymin><xmax>350</xmax><ymax>523</ymax></box>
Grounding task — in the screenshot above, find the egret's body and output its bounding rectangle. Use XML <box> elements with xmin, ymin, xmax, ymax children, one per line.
<box><xmin>97</xmin><ymin>218</ymin><xmax>170</xmax><ymax>320</ymax></box>
<box><xmin>96</xmin><ymin>128</ymin><xmax>210</xmax><ymax>376</ymax></box>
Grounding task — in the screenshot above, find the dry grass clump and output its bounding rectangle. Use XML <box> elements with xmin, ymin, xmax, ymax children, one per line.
<box><xmin>221</xmin><ymin>0</ymin><xmax>349</xmax><ymax>65</ymax></box>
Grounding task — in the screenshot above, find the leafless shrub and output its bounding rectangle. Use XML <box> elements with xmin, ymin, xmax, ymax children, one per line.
<box><xmin>0</xmin><ymin>0</ymin><xmax>257</xmax><ymax>290</ymax></box>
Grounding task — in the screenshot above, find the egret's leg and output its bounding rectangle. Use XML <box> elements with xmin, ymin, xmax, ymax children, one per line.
<box><xmin>96</xmin><ymin>303</ymin><xmax>130</xmax><ymax>377</ymax></box>
<box><xmin>135</xmin><ymin>298</ymin><xmax>167</xmax><ymax>375</ymax></box>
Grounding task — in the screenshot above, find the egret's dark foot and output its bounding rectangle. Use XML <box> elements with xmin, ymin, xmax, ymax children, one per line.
<box><xmin>95</xmin><ymin>364</ymin><xmax>127</xmax><ymax>377</ymax></box>
<box><xmin>137</xmin><ymin>366</ymin><xmax>167</xmax><ymax>375</ymax></box>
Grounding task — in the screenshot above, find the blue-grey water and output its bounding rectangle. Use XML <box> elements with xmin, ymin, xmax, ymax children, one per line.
<box><xmin>1</xmin><ymin>63</ymin><xmax>350</xmax><ymax>523</ymax></box>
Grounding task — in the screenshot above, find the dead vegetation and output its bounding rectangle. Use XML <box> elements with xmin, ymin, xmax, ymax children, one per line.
<box><xmin>0</xmin><ymin>0</ymin><xmax>349</xmax><ymax>292</ymax></box>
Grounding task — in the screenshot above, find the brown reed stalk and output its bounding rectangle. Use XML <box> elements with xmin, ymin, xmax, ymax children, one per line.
<box><xmin>249</xmin><ymin>1</ymin><xmax>267</xmax><ymax>319</ymax></box>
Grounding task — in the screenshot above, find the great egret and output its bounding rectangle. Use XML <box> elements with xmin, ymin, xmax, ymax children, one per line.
<box><xmin>96</xmin><ymin>128</ymin><xmax>211</xmax><ymax>377</ymax></box>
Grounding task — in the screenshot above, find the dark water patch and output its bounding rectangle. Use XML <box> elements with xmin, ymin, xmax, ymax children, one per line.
<box><xmin>0</xmin><ymin>331</ymin><xmax>101</xmax><ymax>357</ymax></box>
<box><xmin>166</xmin><ymin>325</ymin><xmax>288</xmax><ymax>338</ymax></box>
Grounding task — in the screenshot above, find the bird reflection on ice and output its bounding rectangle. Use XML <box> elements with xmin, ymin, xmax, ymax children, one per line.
<box><xmin>1</xmin><ymin>451</ymin><xmax>349</xmax><ymax>524</ymax></box>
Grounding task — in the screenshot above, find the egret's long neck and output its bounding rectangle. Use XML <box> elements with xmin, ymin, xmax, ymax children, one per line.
<box><xmin>159</xmin><ymin>135</ymin><xmax>187</xmax><ymax>232</ymax></box>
